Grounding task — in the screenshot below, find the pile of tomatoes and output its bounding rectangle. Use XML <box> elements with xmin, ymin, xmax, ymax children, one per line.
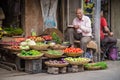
<box><xmin>42</xmin><ymin>35</ymin><xmax>52</xmax><ymax>41</ymax></box>
<box><xmin>63</xmin><ymin>47</ymin><xmax>83</xmax><ymax>53</ymax></box>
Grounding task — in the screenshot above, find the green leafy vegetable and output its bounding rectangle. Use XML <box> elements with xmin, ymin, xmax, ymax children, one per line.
<box><xmin>52</xmin><ymin>32</ymin><xmax>61</xmax><ymax>44</ymax></box>
<box><xmin>84</xmin><ymin>62</ymin><xmax>107</xmax><ymax>69</ymax></box>
<box><xmin>20</xmin><ymin>50</ymin><xmax>41</xmax><ymax>56</ymax></box>
<box><xmin>47</xmin><ymin>50</ymin><xmax>62</xmax><ymax>55</ymax></box>
<box><xmin>4</xmin><ymin>27</ymin><xmax>23</xmax><ymax>36</ymax></box>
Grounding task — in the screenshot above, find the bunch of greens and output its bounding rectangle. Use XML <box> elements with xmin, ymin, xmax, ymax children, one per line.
<box><xmin>47</xmin><ymin>50</ymin><xmax>62</xmax><ymax>55</ymax></box>
<box><xmin>51</xmin><ymin>32</ymin><xmax>61</xmax><ymax>44</ymax></box>
<box><xmin>4</xmin><ymin>27</ymin><xmax>23</xmax><ymax>36</ymax></box>
<box><xmin>84</xmin><ymin>62</ymin><xmax>107</xmax><ymax>69</ymax></box>
<box><xmin>20</xmin><ymin>50</ymin><xmax>41</xmax><ymax>56</ymax></box>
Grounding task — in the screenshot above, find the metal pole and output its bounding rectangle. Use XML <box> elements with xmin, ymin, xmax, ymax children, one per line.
<box><xmin>94</xmin><ymin>0</ymin><xmax>101</xmax><ymax>61</ymax></box>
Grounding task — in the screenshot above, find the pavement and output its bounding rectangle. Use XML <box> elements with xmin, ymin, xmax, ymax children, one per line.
<box><xmin>0</xmin><ymin>60</ymin><xmax>120</xmax><ymax>80</ymax></box>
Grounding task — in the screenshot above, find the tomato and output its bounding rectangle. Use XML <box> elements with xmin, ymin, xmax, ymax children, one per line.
<box><xmin>64</xmin><ymin>47</ymin><xmax>83</xmax><ymax>54</ymax></box>
<box><xmin>42</xmin><ymin>35</ymin><xmax>52</xmax><ymax>40</ymax></box>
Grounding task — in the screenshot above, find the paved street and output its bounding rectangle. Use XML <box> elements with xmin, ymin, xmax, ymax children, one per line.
<box><xmin>0</xmin><ymin>60</ymin><xmax>120</xmax><ymax>80</ymax></box>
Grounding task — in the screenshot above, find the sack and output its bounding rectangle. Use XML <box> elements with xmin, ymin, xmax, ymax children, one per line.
<box><xmin>109</xmin><ymin>46</ymin><xmax>118</xmax><ymax>60</ymax></box>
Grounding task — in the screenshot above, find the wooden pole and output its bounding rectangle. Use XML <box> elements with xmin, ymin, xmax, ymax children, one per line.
<box><xmin>94</xmin><ymin>0</ymin><xmax>101</xmax><ymax>61</ymax></box>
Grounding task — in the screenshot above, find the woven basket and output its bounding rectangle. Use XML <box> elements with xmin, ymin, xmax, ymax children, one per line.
<box><xmin>65</xmin><ymin>51</ymin><xmax>83</xmax><ymax>57</ymax></box>
<box><xmin>50</xmin><ymin>45</ymin><xmax>67</xmax><ymax>50</ymax></box>
<box><xmin>5</xmin><ymin>46</ymin><xmax>22</xmax><ymax>52</ymax></box>
<box><xmin>84</xmin><ymin>63</ymin><xmax>103</xmax><ymax>70</ymax></box>
<box><xmin>85</xmin><ymin>66</ymin><xmax>101</xmax><ymax>70</ymax></box>
<box><xmin>29</xmin><ymin>45</ymin><xmax>49</xmax><ymax>51</ymax></box>
<box><xmin>44</xmin><ymin>50</ymin><xmax>63</xmax><ymax>58</ymax></box>
<box><xmin>65</xmin><ymin>60</ymin><xmax>90</xmax><ymax>65</ymax></box>
<box><xmin>45</xmin><ymin>61</ymin><xmax>68</xmax><ymax>67</ymax></box>
<box><xmin>11</xmin><ymin>48</ymin><xmax>29</xmax><ymax>52</ymax></box>
<box><xmin>11</xmin><ymin>48</ymin><xmax>21</xmax><ymax>52</ymax></box>
<box><xmin>17</xmin><ymin>53</ymin><xmax>44</xmax><ymax>60</ymax></box>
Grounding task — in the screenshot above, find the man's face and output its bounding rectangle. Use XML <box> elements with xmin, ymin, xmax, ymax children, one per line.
<box><xmin>76</xmin><ymin>9</ymin><xmax>83</xmax><ymax>20</ymax></box>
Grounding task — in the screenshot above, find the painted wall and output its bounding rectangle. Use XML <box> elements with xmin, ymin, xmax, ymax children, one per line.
<box><xmin>111</xmin><ymin>0</ymin><xmax>120</xmax><ymax>50</ymax></box>
<box><xmin>111</xmin><ymin>0</ymin><xmax>120</xmax><ymax>39</ymax></box>
<box><xmin>25</xmin><ymin>0</ymin><xmax>43</xmax><ymax>37</ymax></box>
<box><xmin>68</xmin><ymin>0</ymin><xmax>81</xmax><ymax>25</ymax></box>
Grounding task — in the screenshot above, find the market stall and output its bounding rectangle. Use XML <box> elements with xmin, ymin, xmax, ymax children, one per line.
<box><xmin>0</xmin><ymin>28</ymin><xmax>107</xmax><ymax>74</ymax></box>
<box><xmin>0</xmin><ymin>32</ymin><xmax>92</xmax><ymax>73</ymax></box>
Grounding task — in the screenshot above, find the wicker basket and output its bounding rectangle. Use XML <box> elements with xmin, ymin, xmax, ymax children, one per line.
<box><xmin>29</xmin><ymin>45</ymin><xmax>49</xmax><ymax>51</ymax></box>
<box><xmin>45</xmin><ymin>61</ymin><xmax>68</xmax><ymax>67</ymax></box>
<box><xmin>85</xmin><ymin>66</ymin><xmax>101</xmax><ymax>70</ymax></box>
<box><xmin>5</xmin><ymin>46</ymin><xmax>21</xmax><ymax>52</ymax></box>
<box><xmin>11</xmin><ymin>48</ymin><xmax>21</xmax><ymax>52</ymax></box>
<box><xmin>17</xmin><ymin>53</ymin><xmax>44</xmax><ymax>60</ymax></box>
<box><xmin>65</xmin><ymin>51</ymin><xmax>83</xmax><ymax>57</ymax></box>
<box><xmin>44</xmin><ymin>50</ymin><xmax>63</xmax><ymax>58</ymax></box>
<box><xmin>50</xmin><ymin>45</ymin><xmax>67</xmax><ymax>50</ymax></box>
<box><xmin>65</xmin><ymin>58</ymin><xmax>90</xmax><ymax>65</ymax></box>
<box><xmin>65</xmin><ymin>60</ymin><xmax>90</xmax><ymax>65</ymax></box>
<box><xmin>11</xmin><ymin>48</ymin><xmax>29</xmax><ymax>52</ymax></box>
<box><xmin>84</xmin><ymin>63</ymin><xmax>105</xmax><ymax>70</ymax></box>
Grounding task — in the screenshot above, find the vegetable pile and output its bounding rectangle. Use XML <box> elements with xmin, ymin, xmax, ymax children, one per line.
<box><xmin>4</xmin><ymin>27</ymin><xmax>23</xmax><ymax>36</ymax></box>
<box><xmin>46</xmin><ymin>60</ymin><xmax>67</xmax><ymax>64</ymax></box>
<box><xmin>20</xmin><ymin>50</ymin><xmax>42</xmax><ymax>56</ymax></box>
<box><xmin>47</xmin><ymin>50</ymin><xmax>63</xmax><ymax>55</ymax></box>
<box><xmin>45</xmin><ymin>60</ymin><xmax>68</xmax><ymax>67</ymax></box>
<box><xmin>52</xmin><ymin>32</ymin><xmax>61</xmax><ymax>44</ymax></box>
<box><xmin>64</xmin><ymin>57</ymin><xmax>90</xmax><ymax>64</ymax></box>
<box><xmin>84</xmin><ymin>62</ymin><xmax>107</xmax><ymax>70</ymax></box>
<box><xmin>64</xmin><ymin>47</ymin><xmax>83</xmax><ymax>53</ymax></box>
<box><xmin>63</xmin><ymin>48</ymin><xmax>83</xmax><ymax>57</ymax></box>
<box><xmin>42</xmin><ymin>35</ymin><xmax>52</xmax><ymax>41</ymax></box>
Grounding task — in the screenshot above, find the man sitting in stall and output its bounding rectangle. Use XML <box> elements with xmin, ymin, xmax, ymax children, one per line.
<box><xmin>65</xmin><ymin>8</ymin><xmax>93</xmax><ymax>57</ymax></box>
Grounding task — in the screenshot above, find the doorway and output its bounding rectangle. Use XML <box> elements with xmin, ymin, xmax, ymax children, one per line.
<box><xmin>0</xmin><ymin>0</ymin><xmax>23</xmax><ymax>28</ymax></box>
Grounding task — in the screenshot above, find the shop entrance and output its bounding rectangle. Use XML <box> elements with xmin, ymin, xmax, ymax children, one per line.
<box><xmin>0</xmin><ymin>0</ymin><xmax>23</xmax><ymax>28</ymax></box>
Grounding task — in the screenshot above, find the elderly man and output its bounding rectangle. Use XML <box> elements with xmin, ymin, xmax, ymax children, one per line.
<box><xmin>66</xmin><ymin>8</ymin><xmax>93</xmax><ymax>54</ymax></box>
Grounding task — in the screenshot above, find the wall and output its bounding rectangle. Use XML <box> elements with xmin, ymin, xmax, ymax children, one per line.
<box><xmin>68</xmin><ymin>0</ymin><xmax>81</xmax><ymax>25</ymax></box>
<box><xmin>25</xmin><ymin>0</ymin><xmax>43</xmax><ymax>36</ymax></box>
<box><xmin>111</xmin><ymin>0</ymin><xmax>120</xmax><ymax>38</ymax></box>
<box><xmin>111</xmin><ymin>0</ymin><xmax>120</xmax><ymax>50</ymax></box>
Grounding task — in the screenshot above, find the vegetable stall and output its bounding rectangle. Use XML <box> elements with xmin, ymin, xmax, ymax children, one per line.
<box><xmin>0</xmin><ymin>31</ymin><xmax>107</xmax><ymax>74</ymax></box>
